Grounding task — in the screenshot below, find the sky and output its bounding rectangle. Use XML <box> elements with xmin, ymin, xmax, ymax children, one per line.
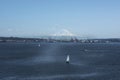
<box><xmin>0</xmin><ymin>0</ymin><xmax>120</xmax><ymax>38</ymax></box>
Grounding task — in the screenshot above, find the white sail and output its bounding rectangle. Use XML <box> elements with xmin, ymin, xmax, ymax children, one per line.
<box><xmin>38</xmin><ymin>44</ymin><xmax>40</xmax><ymax>47</ymax></box>
<box><xmin>66</xmin><ymin>55</ymin><xmax>70</xmax><ymax>63</ymax></box>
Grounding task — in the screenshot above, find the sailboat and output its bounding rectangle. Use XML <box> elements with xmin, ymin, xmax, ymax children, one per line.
<box><xmin>66</xmin><ymin>55</ymin><xmax>70</xmax><ymax>64</ymax></box>
<box><xmin>38</xmin><ymin>44</ymin><xmax>40</xmax><ymax>47</ymax></box>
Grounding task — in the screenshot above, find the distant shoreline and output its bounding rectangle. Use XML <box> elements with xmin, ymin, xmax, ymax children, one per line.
<box><xmin>0</xmin><ymin>37</ymin><xmax>120</xmax><ymax>43</ymax></box>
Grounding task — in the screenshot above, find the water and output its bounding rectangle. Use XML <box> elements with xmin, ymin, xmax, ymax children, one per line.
<box><xmin>0</xmin><ymin>42</ymin><xmax>120</xmax><ymax>80</ymax></box>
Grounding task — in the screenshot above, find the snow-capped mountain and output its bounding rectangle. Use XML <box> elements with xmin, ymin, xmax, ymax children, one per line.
<box><xmin>52</xmin><ymin>29</ymin><xmax>75</xmax><ymax>37</ymax></box>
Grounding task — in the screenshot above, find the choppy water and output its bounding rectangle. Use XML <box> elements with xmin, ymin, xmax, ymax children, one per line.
<box><xmin>0</xmin><ymin>42</ymin><xmax>120</xmax><ymax>80</ymax></box>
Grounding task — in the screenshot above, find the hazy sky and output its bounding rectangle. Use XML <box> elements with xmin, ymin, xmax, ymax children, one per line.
<box><xmin>0</xmin><ymin>0</ymin><xmax>120</xmax><ymax>38</ymax></box>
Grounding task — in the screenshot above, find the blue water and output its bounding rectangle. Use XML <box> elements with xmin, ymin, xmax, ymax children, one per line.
<box><xmin>0</xmin><ymin>42</ymin><xmax>120</xmax><ymax>80</ymax></box>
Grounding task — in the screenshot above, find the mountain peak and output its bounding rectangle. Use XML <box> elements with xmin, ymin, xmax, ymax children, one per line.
<box><xmin>52</xmin><ymin>29</ymin><xmax>75</xmax><ymax>36</ymax></box>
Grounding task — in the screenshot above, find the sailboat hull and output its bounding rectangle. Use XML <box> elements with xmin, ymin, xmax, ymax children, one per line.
<box><xmin>66</xmin><ymin>61</ymin><xmax>69</xmax><ymax>64</ymax></box>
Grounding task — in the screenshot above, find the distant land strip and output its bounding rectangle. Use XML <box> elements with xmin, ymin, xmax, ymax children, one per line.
<box><xmin>0</xmin><ymin>37</ymin><xmax>120</xmax><ymax>43</ymax></box>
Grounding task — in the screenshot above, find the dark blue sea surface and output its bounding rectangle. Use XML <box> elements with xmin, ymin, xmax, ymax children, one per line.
<box><xmin>0</xmin><ymin>42</ymin><xmax>120</xmax><ymax>80</ymax></box>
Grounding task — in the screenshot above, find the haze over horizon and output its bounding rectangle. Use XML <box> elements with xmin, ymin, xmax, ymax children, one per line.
<box><xmin>0</xmin><ymin>0</ymin><xmax>120</xmax><ymax>38</ymax></box>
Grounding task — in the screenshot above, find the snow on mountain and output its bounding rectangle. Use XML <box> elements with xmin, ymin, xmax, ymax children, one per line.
<box><xmin>52</xmin><ymin>29</ymin><xmax>75</xmax><ymax>36</ymax></box>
